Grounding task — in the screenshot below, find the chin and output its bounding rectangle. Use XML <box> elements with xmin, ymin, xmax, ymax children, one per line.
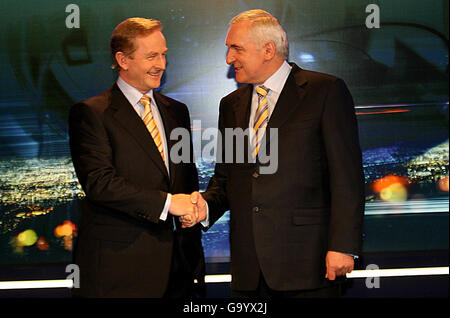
<box><xmin>146</xmin><ymin>80</ymin><xmax>161</xmax><ymax>90</ymax></box>
<box><xmin>235</xmin><ymin>75</ymin><xmax>246</xmax><ymax>84</ymax></box>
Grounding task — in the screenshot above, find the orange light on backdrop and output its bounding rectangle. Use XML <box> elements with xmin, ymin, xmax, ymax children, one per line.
<box><xmin>371</xmin><ymin>174</ymin><xmax>410</xmax><ymax>202</ymax></box>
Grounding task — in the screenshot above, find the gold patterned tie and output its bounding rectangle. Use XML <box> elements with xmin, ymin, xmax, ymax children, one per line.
<box><xmin>140</xmin><ymin>95</ymin><xmax>165</xmax><ymax>163</ymax></box>
<box><xmin>252</xmin><ymin>86</ymin><xmax>269</xmax><ymax>158</ymax></box>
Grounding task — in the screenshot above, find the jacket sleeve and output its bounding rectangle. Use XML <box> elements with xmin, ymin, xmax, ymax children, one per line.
<box><xmin>201</xmin><ymin>98</ymin><xmax>230</xmax><ymax>229</ymax></box>
<box><xmin>180</xmin><ymin>103</ymin><xmax>200</xmax><ymax>194</ymax></box>
<box><xmin>68</xmin><ymin>102</ymin><xmax>168</xmax><ymax>224</ymax></box>
<box><xmin>321</xmin><ymin>78</ymin><xmax>365</xmax><ymax>255</ymax></box>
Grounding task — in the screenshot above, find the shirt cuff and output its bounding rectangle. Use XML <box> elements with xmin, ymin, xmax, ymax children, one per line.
<box><xmin>200</xmin><ymin>201</ymin><xmax>210</xmax><ymax>228</ymax></box>
<box><xmin>159</xmin><ymin>193</ymin><xmax>172</xmax><ymax>221</ymax></box>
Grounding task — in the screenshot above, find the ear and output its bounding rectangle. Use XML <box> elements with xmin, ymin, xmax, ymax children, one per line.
<box><xmin>263</xmin><ymin>41</ymin><xmax>276</xmax><ymax>60</ymax></box>
<box><xmin>115</xmin><ymin>52</ymin><xmax>128</xmax><ymax>71</ymax></box>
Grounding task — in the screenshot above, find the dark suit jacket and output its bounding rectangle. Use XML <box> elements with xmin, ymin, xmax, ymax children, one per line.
<box><xmin>69</xmin><ymin>83</ymin><xmax>205</xmax><ymax>297</ymax></box>
<box><xmin>203</xmin><ymin>63</ymin><xmax>365</xmax><ymax>291</ymax></box>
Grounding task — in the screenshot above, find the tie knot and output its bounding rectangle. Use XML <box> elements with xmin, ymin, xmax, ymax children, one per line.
<box><xmin>256</xmin><ymin>86</ymin><xmax>269</xmax><ymax>97</ymax></box>
<box><xmin>140</xmin><ymin>95</ymin><xmax>151</xmax><ymax>107</ymax></box>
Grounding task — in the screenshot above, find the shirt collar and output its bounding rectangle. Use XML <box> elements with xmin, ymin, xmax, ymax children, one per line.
<box><xmin>116</xmin><ymin>76</ymin><xmax>154</xmax><ymax>106</ymax></box>
<box><xmin>257</xmin><ymin>60</ymin><xmax>292</xmax><ymax>94</ymax></box>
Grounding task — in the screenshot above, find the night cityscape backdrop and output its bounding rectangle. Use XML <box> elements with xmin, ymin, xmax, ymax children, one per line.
<box><xmin>0</xmin><ymin>0</ymin><xmax>448</xmax><ymax>264</ymax></box>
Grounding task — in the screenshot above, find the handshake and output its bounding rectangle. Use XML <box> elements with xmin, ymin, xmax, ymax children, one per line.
<box><xmin>168</xmin><ymin>191</ymin><xmax>207</xmax><ymax>228</ymax></box>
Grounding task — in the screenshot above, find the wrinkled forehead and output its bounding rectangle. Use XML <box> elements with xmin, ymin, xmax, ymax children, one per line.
<box><xmin>225</xmin><ymin>21</ymin><xmax>257</xmax><ymax>47</ymax></box>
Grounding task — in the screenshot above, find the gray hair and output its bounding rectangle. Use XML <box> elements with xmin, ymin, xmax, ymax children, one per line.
<box><xmin>230</xmin><ymin>9</ymin><xmax>289</xmax><ymax>59</ymax></box>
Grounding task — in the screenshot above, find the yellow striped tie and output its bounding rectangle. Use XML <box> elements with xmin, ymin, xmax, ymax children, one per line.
<box><xmin>140</xmin><ymin>95</ymin><xmax>165</xmax><ymax>163</ymax></box>
<box><xmin>252</xmin><ymin>86</ymin><xmax>269</xmax><ymax>158</ymax></box>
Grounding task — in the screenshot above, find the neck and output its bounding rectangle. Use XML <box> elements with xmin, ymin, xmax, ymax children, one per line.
<box><xmin>118</xmin><ymin>72</ymin><xmax>148</xmax><ymax>94</ymax></box>
<box><xmin>257</xmin><ymin>58</ymin><xmax>285</xmax><ymax>85</ymax></box>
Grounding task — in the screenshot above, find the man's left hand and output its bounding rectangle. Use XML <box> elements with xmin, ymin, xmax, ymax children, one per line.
<box><xmin>325</xmin><ymin>251</ymin><xmax>354</xmax><ymax>280</ymax></box>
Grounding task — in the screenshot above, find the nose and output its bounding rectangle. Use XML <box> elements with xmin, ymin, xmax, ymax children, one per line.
<box><xmin>156</xmin><ymin>55</ymin><xmax>166</xmax><ymax>70</ymax></box>
<box><xmin>226</xmin><ymin>49</ymin><xmax>235</xmax><ymax>65</ymax></box>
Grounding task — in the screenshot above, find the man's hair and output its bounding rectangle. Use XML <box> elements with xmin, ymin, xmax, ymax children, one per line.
<box><xmin>110</xmin><ymin>17</ymin><xmax>162</xmax><ymax>70</ymax></box>
<box><xmin>230</xmin><ymin>9</ymin><xmax>289</xmax><ymax>60</ymax></box>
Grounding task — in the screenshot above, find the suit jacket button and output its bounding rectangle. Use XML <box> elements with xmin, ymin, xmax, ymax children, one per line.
<box><xmin>252</xmin><ymin>171</ymin><xmax>259</xmax><ymax>179</ymax></box>
<box><xmin>253</xmin><ymin>206</ymin><xmax>260</xmax><ymax>212</ymax></box>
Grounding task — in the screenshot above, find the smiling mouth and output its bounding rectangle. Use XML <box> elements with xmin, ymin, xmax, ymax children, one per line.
<box><xmin>147</xmin><ymin>70</ymin><xmax>163</xmax><ymax>77</ymax></box>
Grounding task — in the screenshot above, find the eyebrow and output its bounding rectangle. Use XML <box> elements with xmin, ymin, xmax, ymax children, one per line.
<box><xmin>145</xmin><ymin>49</ymin><xmax>168</xmax><ymax>56</ymax></box>
<box><xmin>229</xmin><ymin>44</ymin><xmax>243</xmax><ymax>50</ymax></box>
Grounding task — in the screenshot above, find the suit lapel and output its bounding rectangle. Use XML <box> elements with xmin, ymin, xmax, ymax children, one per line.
<box><xmin>153</xmin><ymin>91</ymin><xmax>178</xmax><ymax>188</ymax></box>
<box><xmin>258</xmin><ymin>63</ymin><xmax>308</xmax><ymax>158</ymax></box>
<box><xmin>267</xmin><ymin>64</ymin><xmax>307</xmax><ymax>131</ymax></box>
<box><xmin>109</xmin><ymin>84</ymin><xmax>169</xmax><ymax>180</ymax></box>
<box><xmin>232</xmin><ymin>84</ymin><xmax>252</xmax><ymax>130</ymax></box>
<box><xmin>231</xmin><ymin>85</ymin><xmax>253</xmax><ymax>163</ymax></box>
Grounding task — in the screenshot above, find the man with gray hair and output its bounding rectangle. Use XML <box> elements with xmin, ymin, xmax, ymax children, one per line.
<box><xmin>183</xmin><ymin>9</ymin><xmax>365</xmax><ymax>298</ymax></box>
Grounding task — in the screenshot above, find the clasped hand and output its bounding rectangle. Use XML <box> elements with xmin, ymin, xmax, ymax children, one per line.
<box><xmin>168</xmin><ymin>192</ymin><xmax>206</xmax><ymax>228</ymax></box>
